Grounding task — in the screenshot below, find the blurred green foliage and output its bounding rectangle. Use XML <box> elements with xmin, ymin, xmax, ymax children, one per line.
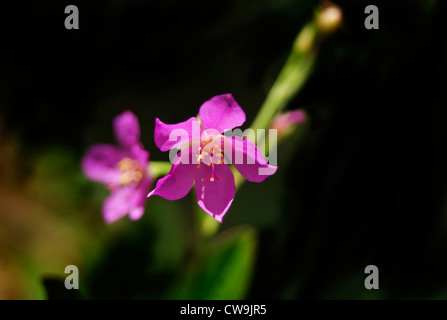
<box><xmin>166</xmin><ymin>226</ymin><xmax>257</xmax><ymax>300</ymax></box>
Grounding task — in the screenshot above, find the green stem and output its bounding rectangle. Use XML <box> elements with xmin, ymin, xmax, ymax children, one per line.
<box><xmin>197</xmin><ymin>2</ymin><xmax>343</xmax><ymax>233</ymax></box>
<box><xmin>148</xmin><ymin>161</ymin><xmax>172</xmax><ymax>179</ymax></box>
<box><xmin>250</xmin><ymin>46</ymin><xmax>316</xmax><ymax>134</ymax></box>
<box><xmin>235</xmin><ymin>23</ymin><xmax>319</xmax><ymax>190</ymax></box>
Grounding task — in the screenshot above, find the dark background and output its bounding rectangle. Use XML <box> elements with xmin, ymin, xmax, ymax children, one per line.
<box><xmin>1</xmin><ymin>0</ymin><xmax>447</xmax><ymax>299</ymax></box>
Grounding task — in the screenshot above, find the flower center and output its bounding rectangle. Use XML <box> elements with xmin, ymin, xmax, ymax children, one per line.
<box><xmin>118</xmin><ymin>157</ymin><xmax>143</xmax><ymax>186</ymax></box>
<box><xmin>195</xmin><ymin>137</ymin><xmax>224</xmax><ymax>182</ymax></box>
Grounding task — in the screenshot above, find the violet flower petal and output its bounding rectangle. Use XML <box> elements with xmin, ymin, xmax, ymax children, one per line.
<box><xmin>225</xmin><ymin>136</ymin><xmax>278</xmax><ymax>182</ymax></box>
<box><xmin>147</xmin><ymin>146</ymin><xmax>197</xmax><ymax>200</ymax></box>
<box><xmin>194</xmin><ymin>164</ymin><xmax>235</xmax><ymax>222</ymax></box>
<box><xmin>129</xmin><ymin>144</ymin><xmax>150</xmax><ymax>169</ymax></box>
<box><xmin>103</xmin><ymin>184</ymin><xmax>143</xmax><ymax>223</ymax></box>
<box><xmin>129</xmin><ymin>206</ymin><xmax>145</xmax><ymax>221</ymax></box>
<box><xmin>113</xmin><ymin>110</ymin><xmax>141</xmax><ymax>149</ymax></box>
<box><xmin>81</xmin><ymin>143</ymin><xmax>127</xmax><ymax>188</ymax></box>
<box><xmin>128</xmin><ymin>176</ymin><xmax>152</xmax><ymax>221</ymax></box>
<box><xmin>154</xmin><ymin>117</ymin><xmax>200</xmax><ymax>152</ymax></box>
<box><xmin>198</xmin><ymin>93</ymin><xmax>246</xmax><ymax>133</ymax></box>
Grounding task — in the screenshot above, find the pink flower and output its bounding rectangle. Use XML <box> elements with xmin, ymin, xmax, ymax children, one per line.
<box><xmin>82</xmin><ymin>111</ymin><xmax>152</xmax><ymax>223</ymax></box>
<box><xmin>147</xmin><ymin>94</ymin><xmax>277</xmax><ymax>222</ymax></box>
<box><xmin>270</xmin><ymin>109</ymin><xmax>306</xmax><ymax>139</ymax></box>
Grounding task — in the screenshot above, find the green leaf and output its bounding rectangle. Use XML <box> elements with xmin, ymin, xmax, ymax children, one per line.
<box><xmin>165</xmin><ymin>225</ymin><xmax>257</xmax><ymax>300</ymax></box>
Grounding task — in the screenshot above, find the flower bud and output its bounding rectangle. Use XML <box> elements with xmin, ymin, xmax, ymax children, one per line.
<box><xmin>270</xmin><ymin>109</ymin><xmax>306</xmax><ymax>139</ymax></box>
<box><xmin>316</xmin><ymin>1</ymin><xmax>343</xmax><ymax>34</ymax></box>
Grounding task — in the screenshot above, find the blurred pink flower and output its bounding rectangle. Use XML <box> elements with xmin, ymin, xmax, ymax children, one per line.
<box><xmin>147</xmin><ymin>94</ymin><xmax>277</xmax><ymax>222</ymax></box>
<box><xmin>82</xmin><ymin>111</ymin><xmax>151</xmax><ymax>223</ymax></box>
<box><xmin>270</xmin><ymin>109</ymin><xmax>306</xmax><ymax>137</ymax></box>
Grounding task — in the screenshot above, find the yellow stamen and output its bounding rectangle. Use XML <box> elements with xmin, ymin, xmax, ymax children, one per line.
<box><xmin>117</xmin><ymin>157</ymin><xmax>143</xmax><ymax>186</ymax></box>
